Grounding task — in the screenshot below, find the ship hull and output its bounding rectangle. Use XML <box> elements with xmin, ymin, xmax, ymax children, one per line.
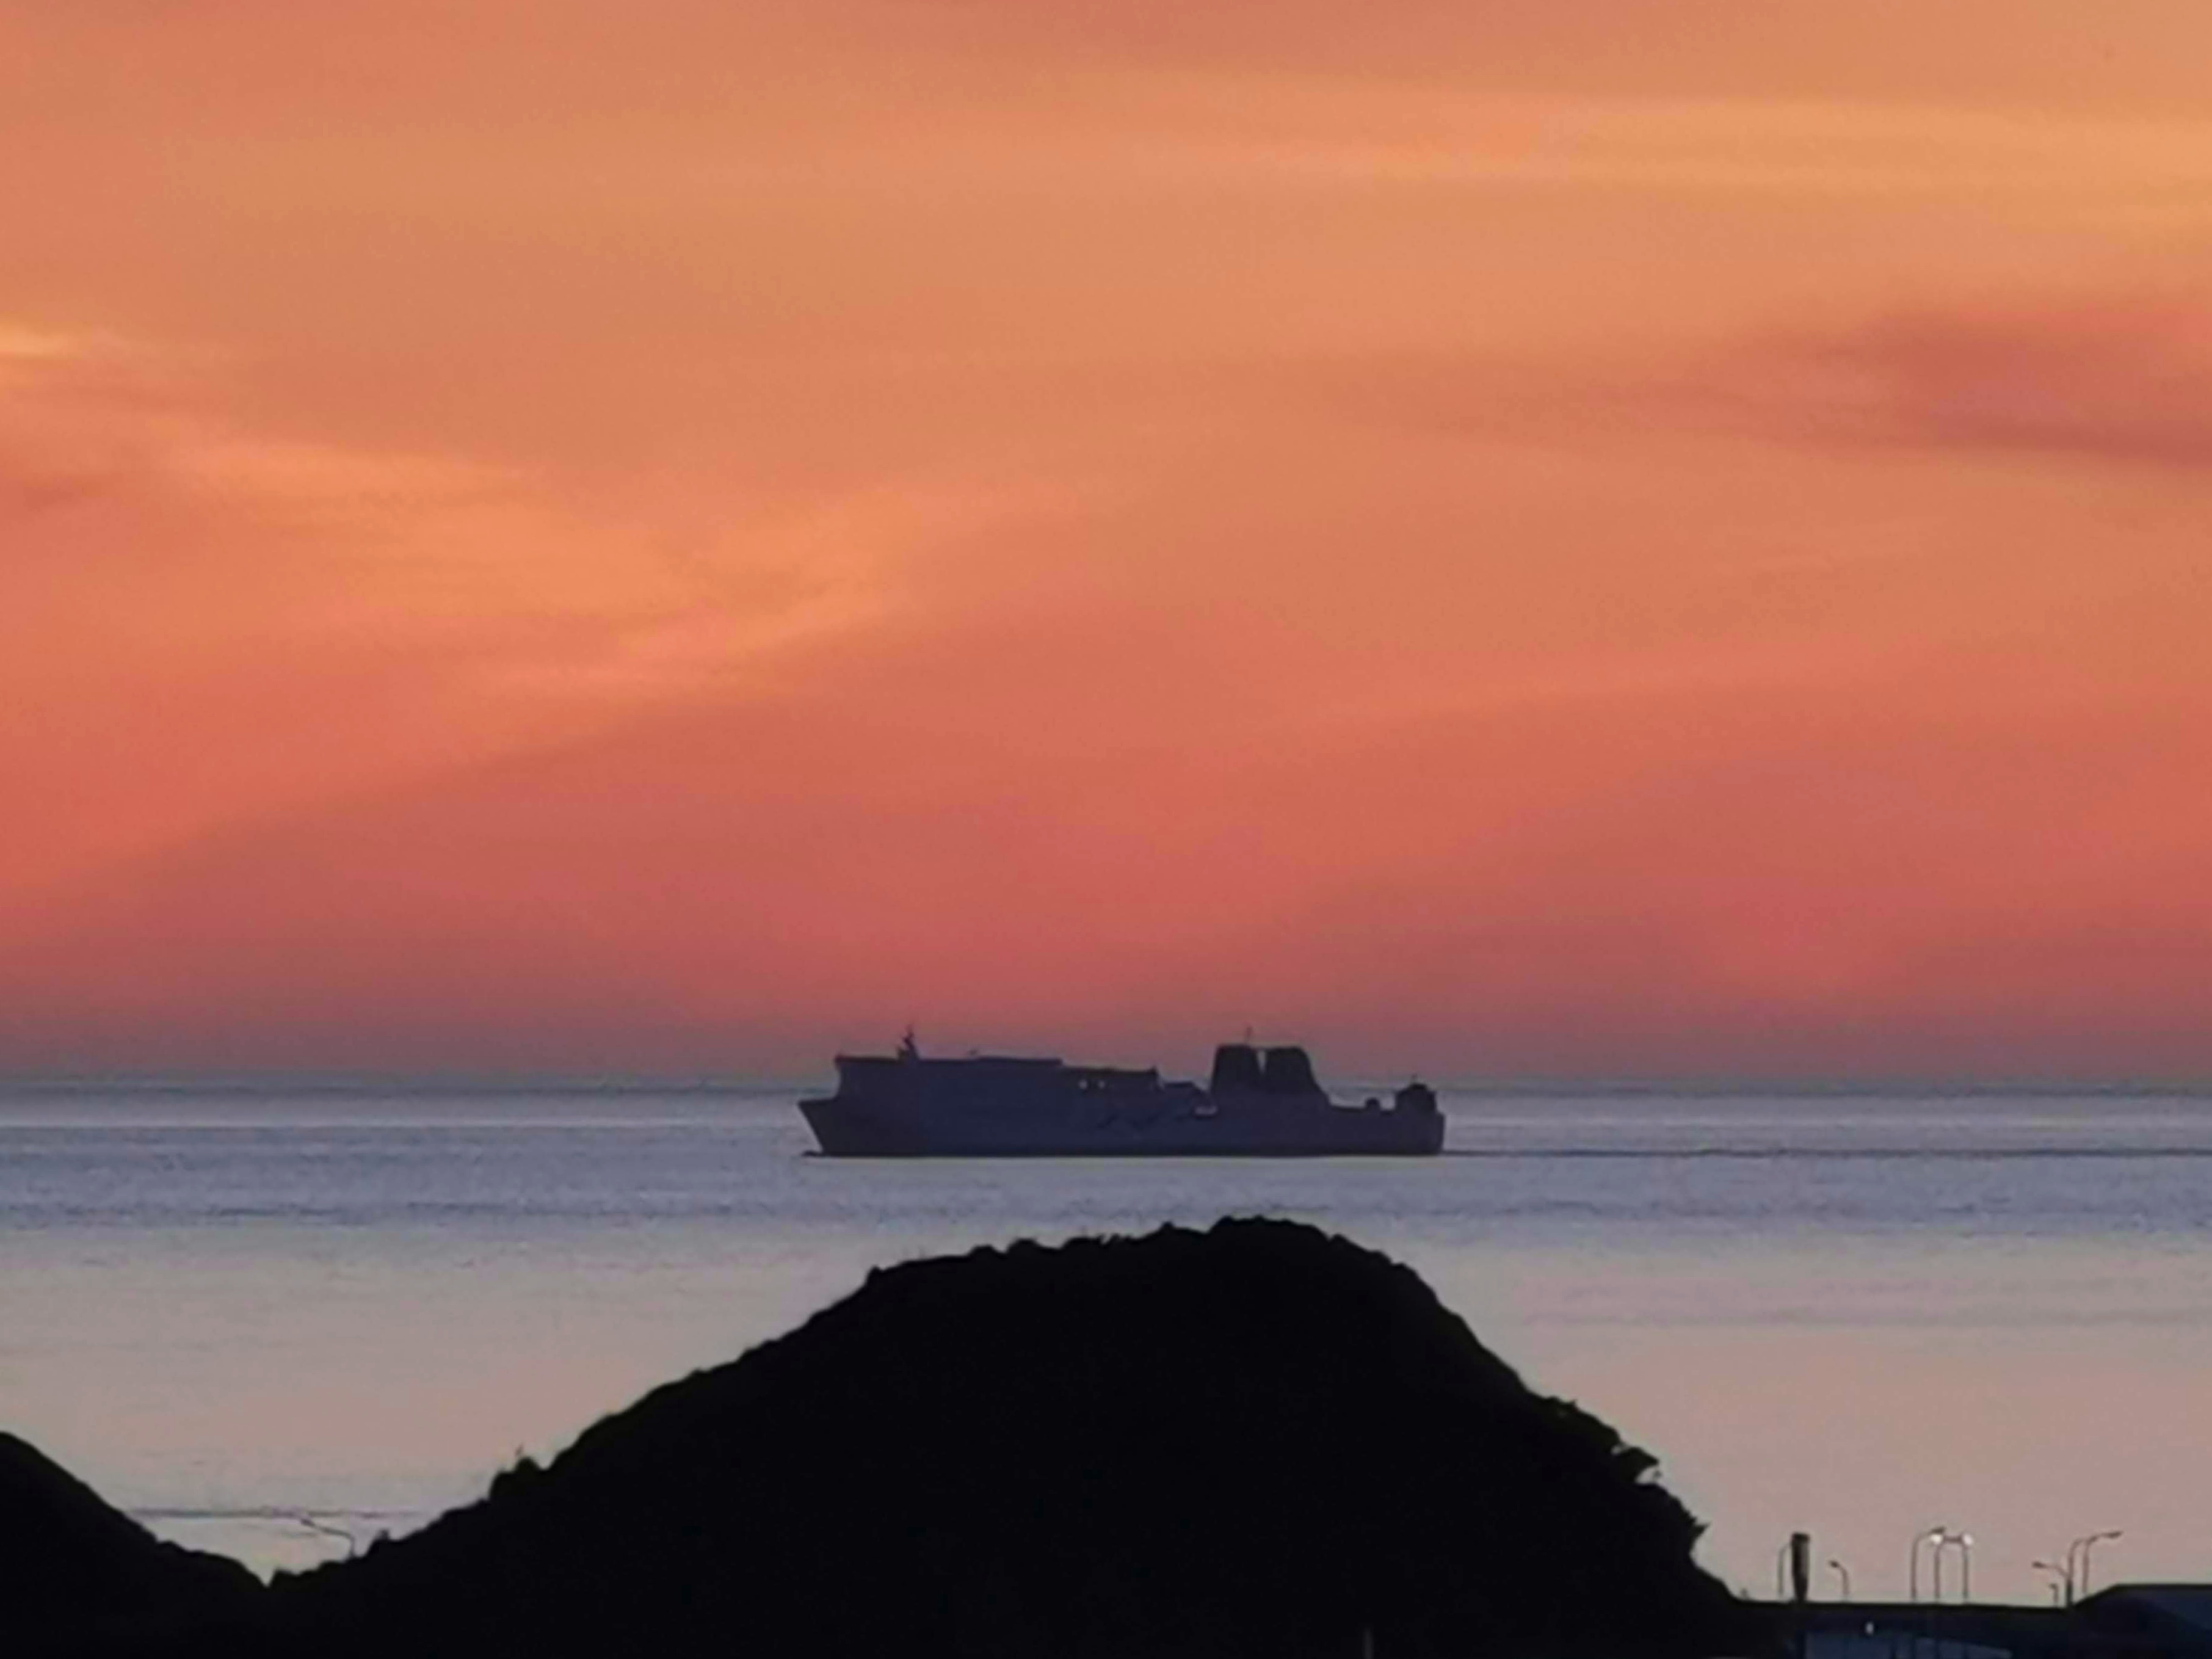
<box><xmin>799</xmin><ymin>1091</ymin><xmax>1444</xmax><ymax>1157</ymax></box>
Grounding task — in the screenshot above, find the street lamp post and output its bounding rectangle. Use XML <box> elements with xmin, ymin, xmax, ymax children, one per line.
<box><xmin>2065</xmin><ymin>1531</ymin><xmax>2122</xmax><ymax>1605</ymax></box>
<box><xmin>1830</xmin><ymin>1561</ymin><xmax>1852</xmax><ymax>1602</ymax></box>
<box><xmin>2078</xmin><ymin>1531</ymin><xmax>2123</xmax><ymax>1599</ymax></box>
<box><xmin>2033</xmin><ymin>1561</ymin><xmax>2072</xmax><ymax>1608</ymax></box>
<box><xmin>1910</xmin><ymin>1528</ymin><xmax>1947</xmax><ymax>1603</ymax></box>
<box><xmin>1942</xmin><ymin>1534</ymin><xmax>1974</xmax><ymax>1605</ymax></box>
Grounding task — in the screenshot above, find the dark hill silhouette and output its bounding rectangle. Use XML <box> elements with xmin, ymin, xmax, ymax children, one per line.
<box><xmin>23</xmin><ymin>1219</ymin><xmax>1753</xmax><ymax>1657</ymax></box>
<box><xmin>0</xmin><ymin>1431</ymin><xmax>258</xmax><ymax>1644</ymax></box>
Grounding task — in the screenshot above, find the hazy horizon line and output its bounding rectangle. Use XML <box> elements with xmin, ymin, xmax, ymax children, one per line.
<box><xmin>3</xmin><ymin>1071</ymin><xmax>2208</xmax><ymax>1100</ymax></box>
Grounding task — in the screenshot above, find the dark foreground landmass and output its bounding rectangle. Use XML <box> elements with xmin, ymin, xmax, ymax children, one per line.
<box><xmin>9</xmin><ymin>1218</ymin><xmax>1756</xmax><ymax>1657</ymax></box>
<box><xmin>0</xmin><ymin>1432</ymin><xmax>260</xmax><ymax>1643</ymax></box>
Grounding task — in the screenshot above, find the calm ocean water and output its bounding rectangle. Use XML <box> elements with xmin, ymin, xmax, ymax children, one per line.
<box><xmin>4</xmin><ymin>1087</ymin><xmax>2210</xmax><ymax>1603</ymax></box>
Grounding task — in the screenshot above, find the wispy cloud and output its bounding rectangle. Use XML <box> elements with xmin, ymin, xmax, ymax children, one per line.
<box><xmin>1741</xmin><ymin>298</ymin><xmax>2212</xmax><ymax>467</ymax></box>
<box><xmin>1306</xmin><ymin>288</ymin><xmax>2212</xmax><ymax>475</ymax></box>
<box><xmin>0</xmin><ymin>322</ymin><xmax>96</xmax><ymax>363</ymax></box>
<box><xmin>0</xmin><ymin>317</ymin><xmax>945</xmax><ymax>686</ymax></box>
<box><xmin>0</xmin><ymin>318</ymin><xmax>1025</xmax><ymax>907</ymax></box>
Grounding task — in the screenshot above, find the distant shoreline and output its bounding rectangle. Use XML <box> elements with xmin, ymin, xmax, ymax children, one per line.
<box><xmin>2</xmin><ymin>1074</ymin><xmax>2209</xmax><ymax>1100</ymax></box>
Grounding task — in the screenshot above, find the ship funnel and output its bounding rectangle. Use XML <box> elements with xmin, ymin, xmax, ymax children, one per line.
<box><xmin>1260</xmin><ymin>1046</ymin><xmax>1321</xmax><ymax>1096</ymax></box>
<box><xmin>1209</xmin><ymin>1044</ymin><xmax>1264</xmax><ymax>1094</ymax></box>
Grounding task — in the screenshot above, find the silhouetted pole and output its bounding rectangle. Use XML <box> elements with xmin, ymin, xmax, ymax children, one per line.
<box><xmin>2034</xmin><ymin>1560</ymin><xmax>2070</xmax><ymax>1608</ymax></box>
<box><xmin>2064</xmin><ymin>1531</ymin><xmax>2121</xmax><ymax>1606</ymax></box>
<box><xmin>1766</xmin><ymin>1535</ymin><xmax>1814</xmax><ymax>1659</ymax></box>
<box><xmin>1951</xmin><ymin>1534</ymin><xmax>1973</xmax><ymax>1603</ymax></box>
<box><xmin>2078</xmin><ymin>1531</ymin><xmax>2122</xmax><ymax>1599</ymax></box>
<box><xmin>1909</xmin><ymin>1526</ymin><xmax>1946</xmax><ymax>1604</ymax></box>
<box><xmin>1909</xmin><ymin>1526</ymin><xmax>1946</xmax><ymax>1659</ymax></box>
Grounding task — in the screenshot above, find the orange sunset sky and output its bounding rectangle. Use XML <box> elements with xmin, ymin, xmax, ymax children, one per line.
<box><xmin>4</xmin><ymin>1</ymin><xmax>2209</xmax><ymax>1077</ymax></box>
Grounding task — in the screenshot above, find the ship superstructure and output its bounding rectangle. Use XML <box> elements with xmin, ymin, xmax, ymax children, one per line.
<box><xmin>798</xmin><ymin>1037</ymin><xmax>1443</xmax><ymax>1156</ymax></box>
